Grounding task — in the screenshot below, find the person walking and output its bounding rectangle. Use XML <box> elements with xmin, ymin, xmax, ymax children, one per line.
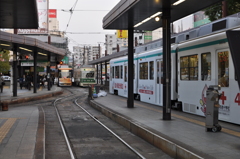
<box><xmin>19</xmin><ymin>76</ymin><xmax>24</xmax><ymax>89</ymax></box>
<box><xmin>0</xmin><ymin>73</ymin><xmax>4</xmax><ymax>93</ymax></box>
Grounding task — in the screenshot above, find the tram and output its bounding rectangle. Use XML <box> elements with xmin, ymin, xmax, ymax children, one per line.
<box><xmin>73</xmin><ymin>65</ymin><xmax>96</xmax><ymax>87</ymax></box>
<box><xmin>57</xmin><ymin>65</ymin><xmax>73</xmax><ymax>86</ymax></box>
<box><xmin>109</xmin><ymin>16</ymin><xmax>240</xmax><ymax>125</ymax></box>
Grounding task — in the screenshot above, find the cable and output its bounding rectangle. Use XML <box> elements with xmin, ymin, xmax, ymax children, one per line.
<box><xmin>65</xmin><ymin>0</ymin><xmax>79</xmax><ymax>32</ymax></box>
<box><xmin>61</xmin><ymin>9</ymin><xmax>109</xmax><ymax>12</ymax></box>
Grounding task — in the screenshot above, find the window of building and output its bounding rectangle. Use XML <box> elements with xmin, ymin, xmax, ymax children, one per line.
<box><xmin>140</xmin><ymin>62</ymin><xmax>148</xmax><ymax>79</ymax></box>
<box><xmin>180</xmin><ymin>55</ymin><xmax>198</xmax><ymax>80</ymax></box>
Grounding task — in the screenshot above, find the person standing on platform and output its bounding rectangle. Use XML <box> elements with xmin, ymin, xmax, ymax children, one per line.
<box><xmin>0</xmin><ymin>73</ymin><xmax>4</xmax><ymax>93</ymax></box>
<box><xmin>19</xmin><ymin>76</ymin><xmax>24</xmax><ymax>89</ymax></box>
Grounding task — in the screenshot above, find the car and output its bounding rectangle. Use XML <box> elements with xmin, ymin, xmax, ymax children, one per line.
<box><xmin>2</xmin><ymin>76</ymin><xmax>11</xmax><ymax>81</ymax></box>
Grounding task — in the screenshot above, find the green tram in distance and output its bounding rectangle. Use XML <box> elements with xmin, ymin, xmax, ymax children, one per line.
<box><xmin>73</xmin><ymin>65</ymin><xmax>96</xmax><ymax>87</ymax></box>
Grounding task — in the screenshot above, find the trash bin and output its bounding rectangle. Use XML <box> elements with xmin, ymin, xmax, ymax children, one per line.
<box><xmin>2</xmin><ymin>102</ymin><xmax>8</xmax><ymax>111</ymax></box>
<box><xmin>205</xmin><ymin>85</ymin><xmax>222</xmax><ymax>132</ymax></box>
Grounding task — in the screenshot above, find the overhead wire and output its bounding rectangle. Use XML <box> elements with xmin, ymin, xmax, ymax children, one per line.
<box><xmin>65</xmin><ymin>0</ymin><xmax>79</xmax><ymax>32</ymax></box>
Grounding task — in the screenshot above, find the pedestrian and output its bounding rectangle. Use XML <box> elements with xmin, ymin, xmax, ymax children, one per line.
<box><xmin>19</xmin><ymin>76</ymin><xmax>24</xmax><ymax>89</ymax></box>
<box><xmin>0</xmin><ymin>73</ymin><xmax>4</xmax><ymax>93</ymax></box>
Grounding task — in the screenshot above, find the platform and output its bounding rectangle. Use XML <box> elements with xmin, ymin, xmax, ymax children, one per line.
<box><xmin>89</xmin><ymin>93</ymin><xmax>240</xmax><ymax>159</ymax></box>
<box><xmin>0</xmin><ymin>85</ymin><xmax>63</xmax><ymax>159</ymax></box>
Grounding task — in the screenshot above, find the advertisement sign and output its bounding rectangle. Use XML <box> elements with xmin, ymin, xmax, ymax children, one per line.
<box><xmin>49</xmin><ymin>9</ymin><xmax>57</xmax><ymax>18</ymax></box>
<box><xmin>117</xmin><ymin>30</ymin><xmax>128</xmax><ymax>38</ymax></box>
<box><xmin>18</xmin><ymin>0</ymin><xmax>48</xmax><ymax>34</ymax></box>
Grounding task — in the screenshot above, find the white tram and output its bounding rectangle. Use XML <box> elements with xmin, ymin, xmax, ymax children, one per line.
<box><xmin>74</xmin><ymin>65</ymin><xmax>96</xmax><ymax>87</ymax></box>
<box><xmin>109</xmin><ymin>15</ymin><xmax>240</xmax><ymax>125</ymax></box>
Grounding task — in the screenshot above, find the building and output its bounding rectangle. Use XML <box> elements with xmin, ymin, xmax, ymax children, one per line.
<box><xmin>72</xmin><ymin>45</ymin><xmax>101</xmax><ymax>68</ymax></box>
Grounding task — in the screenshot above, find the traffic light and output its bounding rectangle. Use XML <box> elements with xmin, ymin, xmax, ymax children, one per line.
<box><xmin>25</xmin><ymin>55</ymin><xmax>29</xmax><ymax>60</ymax></box>
<box><xmin>59</xmin><ymin>61</ymin><xmax>63</xmax><ymax>65</ymax></box>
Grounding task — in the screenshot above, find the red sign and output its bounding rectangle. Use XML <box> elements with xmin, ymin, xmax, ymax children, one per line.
<box><xmin>139</xmin><ymin>89</ymin><xmax>154</xmax><ymax>95</ymax></box>
<box><xmin>49</xmin><ymin>9</ymin><xmax>57</xmax><ymax>18</ymax></box>
<box><xmin>115</xmin><ymin>83</ymin><xmax>123</xmax><ymax>89</ymax></box>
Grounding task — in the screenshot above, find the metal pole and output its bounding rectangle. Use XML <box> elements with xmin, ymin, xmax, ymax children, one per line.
<box><xmin>96</xmin><ymin>64</ymin><xmax>99</xmax><ymax>84</ymax></box>
<box><xmin>100</xmin><ymin>63</ymin><xmax>103</xmax><ymax>85</ymax></box>
<box><xmin>105</xmin><ymin>62</ymin><xmax>107</xmax><ymax>85</ymax></box>
<box><xmin>12</xmin><ymin>45</ymin><xmax>17</xmax><ymax>97</ymax></box>
<box><xmin>162</xmin><ymin>1</ymin><xmax>171</xmax><ymax>120</ymax></box>
<box><xmin>33</xmin><ymin>48</ymin><xmax>37</xmax><ymax>93</ymax></box>
<box><xmin>127</xmin><ymin>27</ymin><xmax>134</xmax><ymax>108</ymax></box>
<box><xmin>47</xmin><ymin>53</ymin><xmax>50</xmax><ymax>91</ymax></box>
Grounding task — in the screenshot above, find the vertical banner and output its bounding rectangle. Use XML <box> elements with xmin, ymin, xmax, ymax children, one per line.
<box><xmin>38</xmin><ymin>0</ymin><xmax>48</xmax><ymax>30</ymax></box>
<box><xmin>117</xmin><ymin>30</ymin><xmax>128</xmax><ymax>38</ymax></box>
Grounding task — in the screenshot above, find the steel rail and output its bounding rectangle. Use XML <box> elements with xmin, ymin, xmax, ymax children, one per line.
<box><xmin>74</xmin><ymin>98</ymin><xmax>146</xmax><ymax>159</ymax></box>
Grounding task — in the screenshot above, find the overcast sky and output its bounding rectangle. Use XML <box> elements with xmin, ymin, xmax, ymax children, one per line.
<box><xmin>49</xmin><ymin>0</ymin><xmax>120</xmax><ymax>52</ymax></box>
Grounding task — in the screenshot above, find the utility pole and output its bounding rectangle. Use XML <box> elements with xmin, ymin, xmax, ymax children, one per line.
<box><xmin>222</xmin><ymin>0</ymin><xmax>228</xmax><ymax>18</ymax></box>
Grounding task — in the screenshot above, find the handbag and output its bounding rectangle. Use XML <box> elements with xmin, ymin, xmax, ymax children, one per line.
<box><xmin>2</xmin><ymin>82</ymin><xmax>5</xmax><ymax>85</ymax></box>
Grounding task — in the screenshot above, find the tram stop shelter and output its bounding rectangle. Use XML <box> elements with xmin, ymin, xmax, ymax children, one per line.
<box><xmin>0</xmin><ymin>0</ymin><xmax>66</xmax><ymax>96</ymax></box>
<box><xmin>90</xmin><ymin>0</ymin><xmax>224</xmax><ymax>119</ymax></box>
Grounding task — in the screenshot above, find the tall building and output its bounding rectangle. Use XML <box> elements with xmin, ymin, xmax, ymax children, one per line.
<box><xmin>72</xmin><ymin>45</ymin><xmax>101</xmax><ymax>68</ymax></box>
<box><xmin>105</xmin><ymin>34</ymin><xmax>117</xmax><ymax>56</ymax></box>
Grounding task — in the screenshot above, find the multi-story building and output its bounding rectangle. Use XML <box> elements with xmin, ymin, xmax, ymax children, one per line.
<box><xmin>72</xmin><ymin>45</ymin><xmax>101</xmax><ymax>68</ymax></box>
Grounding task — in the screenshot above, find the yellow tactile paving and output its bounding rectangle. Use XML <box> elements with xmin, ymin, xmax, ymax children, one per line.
<box><xmin>120</xmin><ymin>99</ymin><xmax>240</xmax><ymax>137</ymax></box>
<box><xmin>0</xmin><ymin>118</ymin><xmax>17</xmax><ymax>143</ymax></box>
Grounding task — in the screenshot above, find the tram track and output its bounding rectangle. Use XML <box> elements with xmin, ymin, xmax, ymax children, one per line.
<box><xmin>50</xmin><ymin>87</ymin><xmax>162</xmax><ymax>159</ymax></box>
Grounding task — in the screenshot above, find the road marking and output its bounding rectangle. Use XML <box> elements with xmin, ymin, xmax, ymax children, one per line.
<box><xmin>0</xmin><ymin>118</ymin><xmax>17</xmax><ymax>143</ymax></box>
<box><xmin>120</xmin><ymin>99</ymin><xmax>240</xmax><ymax>137</ymax></box>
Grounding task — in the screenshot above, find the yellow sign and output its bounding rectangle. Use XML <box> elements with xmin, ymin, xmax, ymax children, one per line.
<box><xmin>117</xmin><ymin>30</ymin><xmax>128</xmax><ymax>38</ymax></box>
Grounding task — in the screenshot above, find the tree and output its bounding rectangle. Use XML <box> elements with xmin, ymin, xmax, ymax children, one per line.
<box><xmin>204</xmin><ymin>0</ymin><xmax>240</xmax><ymax>21</ymax></box>
<box><xmin>0</xmin><ymin>49</ymin><xmax>10</xmax><ymax>74</ymax></box>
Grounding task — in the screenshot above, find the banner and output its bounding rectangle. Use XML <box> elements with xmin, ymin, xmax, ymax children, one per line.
<box><xmin>117</xmin><ymin>30</ymin><xmax>128</xmax><ymax>38</ymax></box>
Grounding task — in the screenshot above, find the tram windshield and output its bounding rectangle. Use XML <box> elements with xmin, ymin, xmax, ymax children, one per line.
<box><xmin>59</xmin><ymin>71</ymin><xmax>71</xmax><ymax>78</ymax></box>
<box><xmin>83</xmin><ymin>71</ymin><xmax>95</xmax><ymax>78</ymax></box>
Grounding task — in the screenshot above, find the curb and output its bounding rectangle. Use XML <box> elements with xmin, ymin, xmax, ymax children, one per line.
<box><xmin>1</xmin><ymin>90</ymin><xmax>63</xmax><ymax>105</ymax></box>
<box><xmin>89</xmin><ymin>100</ymin><xmax>204</xmax><ymax>159</ymax></box>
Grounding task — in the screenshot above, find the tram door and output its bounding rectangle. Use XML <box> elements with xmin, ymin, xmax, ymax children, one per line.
<box><xmin>156</xmin><ymin>59</ymin><xmax>163</xmax><ymax>105</ymax></box>
<box><xmin>109</xmin><ymin>66</ymin><xmax>114</xmax><ymax>94</ymax></box>
<box><xmin>217</xmin><ymin>49</ymin><xmax>230</xmax><ymax>121</ymax></box>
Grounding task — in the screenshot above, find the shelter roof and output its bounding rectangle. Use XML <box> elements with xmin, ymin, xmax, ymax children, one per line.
<box><xmin>103</xmin><ymin>0</ymin><xmax>223</xmax><ymax>30</ymax></box>
<box><xmin>0</xmin><ymin>0</ymin><xmax>38</xmax><ymax>29</ymax></box>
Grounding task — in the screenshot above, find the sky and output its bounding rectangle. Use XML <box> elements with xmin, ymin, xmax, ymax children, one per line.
<box><xmin>49</xmin><ymin>0</ymin><xmax>121</xmax><ymax>52</ymax></box>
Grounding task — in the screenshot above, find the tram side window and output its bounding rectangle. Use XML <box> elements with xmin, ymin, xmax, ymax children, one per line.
<box><xmin>149</xmin><ymin>61</ymin><xmax>154</xmax><ymax>80</ymax></box>
<box><xmin>120</xmin><ymin>66</ymin><xmax>123</xmax><ymax>79</ymax></box>
<box><xmin>115</xmin><ymin>66</ymin><xmax>119</xmax><ymax>79</ymax></box>
<box><xmin>134</xmin><ymin>64</ymin><xmax>135</xmax><ymax>79</ymax></box>
<box><xmin>140</xmin><ymin>62</ymin><xmax>148</xmax><ymax>79</ymax></box>
<box><xmin>180</xmin><ymin>55</ymin><xmax>198</xmax><ymax>80</ymax></box>
<box><xmin>201</xmin><ymin>53</ymin><xmax>211</xmax><ymax>81</ymax></box>
<box><xmin>218</xmin><ymin>51</ymin><xmax>229</xmax><ymax>87</ymax></box>
<box><xmin>157</xmin><ymin>61</ymin><xmax>162</xmax><ymax>84</ymax></box>
<box><xmin>124</xmin><ymin>66</ymin><xmax>127</xmax><ymax>82</ymax></box>
<box><xmin>111</xmin><ymin>67</ymin><xmax>114</xmax><ymax>79</ymax></box>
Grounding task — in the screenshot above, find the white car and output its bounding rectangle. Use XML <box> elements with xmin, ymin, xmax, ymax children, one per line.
<box><xmin>2</xmin><ymin>76</ymin><xmax>11</xmax><ymax>81</ymax></box>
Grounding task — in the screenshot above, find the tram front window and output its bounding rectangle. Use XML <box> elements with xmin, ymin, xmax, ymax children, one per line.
<box><xmin>59</xmin><ymin>71</ymin><xmax>71</xmax><ymax>78</ymax></box>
